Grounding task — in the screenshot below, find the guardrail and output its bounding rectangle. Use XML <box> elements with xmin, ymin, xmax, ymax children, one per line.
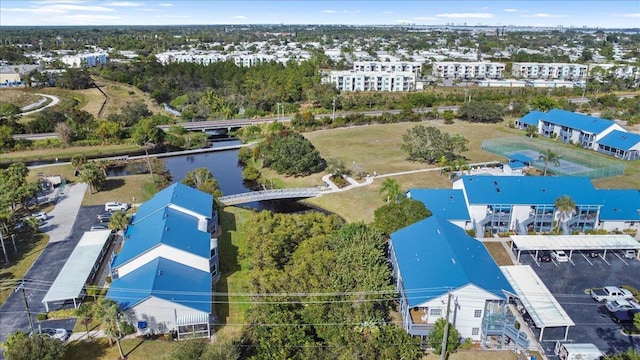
<box><xmin>219</xmin><ymin>188</ymin><xmax>323</xmax><ymax>206</ymax></box>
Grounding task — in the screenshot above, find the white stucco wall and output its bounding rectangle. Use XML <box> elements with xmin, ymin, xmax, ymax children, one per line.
<box><xmin>116</xmin><ymin>245</ymin><xmax>209</xmax><ymax>277</ymax></box>
<box><xmin>125</xmin><ymin>297</ymin><xmax>207</xmax><ymax>334</ymax></box>
<box><xmin>468</xmin><ymin>205</ymin><xmax>488</xmax><ymax>224</ymax></box>
<box><xmin>511</xmin><ymin>205</ymin><xmax>532</xmax><ymax>231</ymax></box>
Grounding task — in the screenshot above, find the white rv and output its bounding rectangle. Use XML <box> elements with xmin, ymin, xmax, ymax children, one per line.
<box><xmin>555</xmin><ymin>342</ymin><xmax>604</xmax><ymax>360</ymax></box>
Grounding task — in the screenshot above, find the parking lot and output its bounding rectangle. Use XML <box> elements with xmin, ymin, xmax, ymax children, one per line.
<box><xmin>518</xmin><ymin>249</ymin><xmax>640</xmax><ymax>357</ymax></box>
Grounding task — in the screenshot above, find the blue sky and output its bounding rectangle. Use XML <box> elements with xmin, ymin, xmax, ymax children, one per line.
<box><xmin>1</xmin><ymin>1</ymin><xmax>639</xmax><ymax>28</ymax></box>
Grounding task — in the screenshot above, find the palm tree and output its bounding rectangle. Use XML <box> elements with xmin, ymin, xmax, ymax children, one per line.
<box><xmin>555</xmin><ymin>195</ymin><xmax>576</xmax><ymax>233</ymax></box>
<box><xmin>108</xmin><ymin>211</ymin><xmax>130</xmax><ymax>234</ymax></box>
<box><xmin>538</xmin><ymin>149</ymin><xmax>560</xmax><ymax>176</ymax></box>
<box><xmin>79</xmin><ymin>162</ymin><xmax>106</xmax><ymax>194</ymax></box>
<box><xmin>95</xmin><ymin>298</ymin><xmax>125</xmax><ymax>360</ymax></box>
<box><xmin>378</xmin><ymin>178</ymin><xmax>402</xmax><ymax>204</ymax></box>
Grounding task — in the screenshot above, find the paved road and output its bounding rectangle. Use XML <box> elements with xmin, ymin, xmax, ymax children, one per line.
<box><xmin>0</xmin><ymin>183</ymin><xmax>90</xmax><ymax>346</ymax></box>
<box><xmin>20</xmin><ymin>94</ymin><xmax>60</xmax><ymax>116</ymax></box>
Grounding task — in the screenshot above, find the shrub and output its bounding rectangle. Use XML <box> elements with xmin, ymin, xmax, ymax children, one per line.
<box><xmin>48</xmin><ymin>308</ymin><xmax>76</xmax><ymax>319</ymax></box>
<box><xmin>465</xmin><ymin>229</ymin><xmax>476</xmax><ymax>237</ymax></box>
<box><xmin>459</xmin><ymin>338</ymin><xmax>473</xmax><ymax>350</ymax></box>
<box><xmin>36</xmin><ymin>312</ymin><xmax>48</xmax><ymax>321</ymax></box>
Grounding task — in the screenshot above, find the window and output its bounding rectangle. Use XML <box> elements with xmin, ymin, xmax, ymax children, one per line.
<box><xmin>474</xmin><ymin>309</ymin><xmax>482</xmax><ymax>318</ymax></box>
<box><xmin>472</xmin><ymin>328</ymin><xmax>479</xmax><ymax>336</ymax></box>
<box><xmin>430</xmin><ymin>308</ymin><xmax>442</xmax><ymax>316</ymax></box>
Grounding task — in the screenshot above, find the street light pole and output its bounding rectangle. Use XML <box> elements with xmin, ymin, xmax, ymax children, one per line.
<box><xmin>15</xmin><ymin>281</ymin><xmax>34</xmax><ymax>334</ymax></box>
<box><xmin>332</xmin><ymin>97</ymin><xmax>336</xmax><ymax>122</ymax></box>
<box><xmin>143</xmin><ymin>142</ymin><xmax>155</xmax><ymax>183</ymax></box>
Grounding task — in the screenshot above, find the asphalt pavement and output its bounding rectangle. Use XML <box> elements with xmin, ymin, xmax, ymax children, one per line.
<box><xmin>0</xmin><ymin>184</ymin><xmax>105</xmax><ymax>347</ymax></box>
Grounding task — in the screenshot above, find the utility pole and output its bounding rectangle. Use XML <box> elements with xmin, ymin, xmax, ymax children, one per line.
<box><xmin>332</xmin><ymin>97</ymin><xmax>336</xmax><ymax>122</ymax></box>
<box><xmin>15</xmin><ymin>281</ymin><xmax>34</xmax><ymax>334</ymax></box>
<box><xmin>0</xmin><ymin>231</ymin><xmax>9</xmax><ymax>264</ymax></box>
<box><xmin>440</xmin><ymin>290</ymin><xmax>453</xmax><ymax>360</ymax></box>
<box><xmin>144</xmin><ymin>142</ymin><xmax>155</xmax><ymax>183</ymax></box>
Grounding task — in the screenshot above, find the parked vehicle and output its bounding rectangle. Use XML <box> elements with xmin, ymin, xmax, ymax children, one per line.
<box><xmin>610</xmin><ymin>308</ymin><xmax>640</xmax><ymax>324</ymax></box>
<box><xmin>90</xmin><ymin>224</ymin><xmax>110</xmax><ymax>231</ymax></box>
<box><xmin>105</xmin><ymin>202</ymin><xmax>130</xmax><ymax>212</ymax></box>
<box><xmin>591</xmin><ymin>286</ymin><xmax>635</xmax><ymax>302</ymax></box>
<box><xmin>551</xmin><ymin>250</ymin><xmax>569</xmax><ymax>263</ymax></box>
<box><xmin>538</xmin><ymin>251</ymin><xmax>551</xmax><ymax>262</ymax></box>
<box><xmin>605</xmin><ymin>299</ymin><xmax>640</xmax><ymax>313</ymax></box>
<box><xmin>13</xmin><ymin>221</ymin><xmax>26</xmax><ymax>232</ymax></box>
<box><xmin>30</xmin><ymin>328</ymin><xmax>69</xmax><ymax>341</ymax></box>
<box><xmin>96</xmin><ymin>212</ymin><xmax>113</xmax><ymax>223</ymax></box>
<box><xmin>554</xmin><ymin>342</ymin><xmax>604</xmax><ymax>360</ymax></box>
<box><xmin>587</xmin><ymin>251</ymin><xmax>599</xmax><ymax>258</ymax></box>
<box><xmin>31</xmin><ymin>212</ymin><xmax>48</xmax><ymax>221</ymax></box>
<box><xmin>623</xmin><ymin>250</ymin><xmax>636</xmax><ymax>259</ymax></box>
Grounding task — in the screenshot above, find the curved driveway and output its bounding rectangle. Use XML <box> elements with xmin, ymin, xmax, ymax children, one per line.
<box><xmin>20</xmin><ymin>94</ymin><xmax>60</xmax><ymax>116</ymax></box>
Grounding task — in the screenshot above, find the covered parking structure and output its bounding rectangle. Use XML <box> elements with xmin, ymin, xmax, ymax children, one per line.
<box><xmin>501</xmin><ymin>265</ymin><xmax>575</xmax><ymax>342</ymax></box>
<box><xmin>42</xmin><ymin>230</ymin><xmax>113</xmax><ymax>312</ymax></box>
<box><xmin>509</xmin><ymin>234</ymin><xmax>640</xmax><ymax>262</ymax></box>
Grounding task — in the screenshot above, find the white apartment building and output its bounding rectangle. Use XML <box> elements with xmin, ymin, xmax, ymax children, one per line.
<box><xmin>324</xmin><ymin>71</ymin><xmax>416</xmax><ymax>92</ymax></box>
<box><xmin>60</xmin><ymin>52</ymin><xmax>108</xmax><ymax>68</ymax></box>
<box><xmin>233</xmin><ymin>54</ymin><xmax>276</xmax><ymax>67</ymax></box>
<box><xmin>353</xmin><ymin>61</ymin><xmax>422</xmax><ymax>73</ymax></box>
<box><xmin>512</xmin><ymin>63</ymin><xmax>588</xmax><ymax>81</ymax></box>
<box><xmin>432</xmin><ymin>62</ymin><xmax>505</xmax><ymax>79</ymax></box>
<box><xmin>589</xmin><ymin>64</ymin><xmax>640</xmax><ymax>79</ymax></box>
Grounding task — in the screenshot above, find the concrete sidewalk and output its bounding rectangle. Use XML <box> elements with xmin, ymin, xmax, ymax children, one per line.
<box><xmin>42</xmin><ymin>183</ymin><xmax>87</xmax><ymax>243</ymax></box>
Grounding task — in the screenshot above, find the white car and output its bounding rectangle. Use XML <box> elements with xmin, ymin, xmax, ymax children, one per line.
<box><xmin>31</xmin><ymin>212</ymin><xmax>48</xmax><ymax>221</ymax></box>
<box><xmin>605</xmin><ymin>299</ymin><xmax>640</xmax><ymax>313</ymax></box>
<box><xmin>32</xmin><ymin>328</ymin><xmax>69</xmax><ymax>341</ymax></box>
<box><xmin>105</xmin><ymin>202</ymin><xmax>130</xmax><ymax>212</ymax></box>
<box><xmin>551</xmin><ymin>250</ymin><xmax>569</xmax><ymax>263</ymax></box>
<box><xmin>623</xmin><ymin>250</ymin><xmax>636</xmax><ymax>259</ymax></box>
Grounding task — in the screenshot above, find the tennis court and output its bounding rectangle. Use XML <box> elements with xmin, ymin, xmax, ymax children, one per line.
<box><xmin>482</xmin><ymin>137</ymin><xmax>625</xmax><ymax>179</ymax></box>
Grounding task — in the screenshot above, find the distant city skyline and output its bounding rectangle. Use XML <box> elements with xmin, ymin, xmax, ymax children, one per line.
<box><xmin>1</xmin><ymin>0</ymin><xmax>639</xmax><ymax>28</ymax></box>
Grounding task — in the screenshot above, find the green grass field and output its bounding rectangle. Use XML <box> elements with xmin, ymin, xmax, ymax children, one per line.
<box><xmin>0</xmin><ymin>233</ymin><xmax>49</xmax><ymax>305</ymax></box>
<box><xmin>0</xmin><ymin>89</ymin><xmax>42</xmax><ymax>108</ymax></box>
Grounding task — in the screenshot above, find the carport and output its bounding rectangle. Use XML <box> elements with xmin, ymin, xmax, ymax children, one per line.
<box><xmin>501</xmin><ymin>265</ymin><xmax>575</xmax><ymax>342</ymax></box>
<box><xmin>42</xmin><ymin>230</ymin><xmax>113</xmax><ymax>312</ymax></box>
<box><xmin>509</xmin><ymin>234</ymin><xmax>640</xmax><ymax>262</ymax></box>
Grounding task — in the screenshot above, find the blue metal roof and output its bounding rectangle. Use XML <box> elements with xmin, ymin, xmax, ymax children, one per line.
<box><xmin>390</xmin><ymin>216</ymin><xmax>514</xmax><ymax>307</ymax></box>
<box><xmin>107</xmin><ymin>257</ymin><xmax>211</xmax><ymax>313</ymax></box>
<box><xmin>507</xmin><ymin>160</ymin><xmax>526</xmax><ymax>170</ymax></box>
<box><xmin>112</xmin><ymin>207</ymin><xmax>210</xmax><ymax>268</ymax></box>
<box><xmin>542</xmin><ymin>109</ymin><xmax>616</xmax><ymax>134</ymax></box>
<box><xmin>135</xmin><ymin>183</ymin><xmax>213</xmax><ymax>220</ymax></box>
<box><xmin>597</xmin><ymin>190</ymin><xmax>640</xmax><ymax>221</ymax></box>
<box><xmin>460</xmin><ymin>175</ymin><xmax>599</xmax><ymax>205</ymax></box>
<box><xmin>518</xmin><ymin>110</ymin><xmax>546</xmax><ymax>127</ymax></box>
<box><xmin>597</xmin><ymin>130</ymin><xmax>640</xmax><ymax>151</ymax></box>
<box><xmin>408</xmin><ymin>189</ymin><xmax>470</xmax><ymax>221</ymax></box>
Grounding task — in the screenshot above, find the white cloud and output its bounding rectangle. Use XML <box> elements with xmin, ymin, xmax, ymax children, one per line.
<box><xmin>159</xmin><ymin>3</ymin><xmax>173</xmax><ymax>6</ymax></box>
<box><xmin>414</xmin><ymin>16</ymin><xmax>436</xmax><ymax>21</ymax></box>
<box><xmin>524</xmin><ymin>13</ymin><xmax>568</xmax><ymax>18</ymax></box>
<box><xmin>154</xmin><ymin>14</ymin><xmax>189</xmax><ymax>18</ymax></box>
<box><xmin>58</xmin><ymin>14</ymin><xmax>122</xmax><ymax>23</ymax></box>
<box><xmin>0</xmin><ymin>7</ymin><xmax>66</xmax><ymax>14</ymax></box>
<box><xmin>504</xmin><ymin>8</ymin><xmax>527</xmax><ymax>13</ymax></box>
<box><xmin>436</xmin><ymin>12</ymin><xmax>494</xmax><ymax>19</ymax></box>
<box><xmin>108</xmin><ymin>2</ymin><xmax>142</xmax><ymax>7</ymax></box>
<box><xmin>395</xmin><ymin>19</ymin><xmax>413</xmax><ymax>24</ymax></box>
<box><xmin>234</xmin><ymin>15</ymin><xmax>247</xmax><ymax>19</ymax></box>
<box><xmin>323</xmin><ymin>9</ymin><xmax>337</xmax><ymax>14</ymax></box>
<box><xmin>47</xmin><ymin>4</ymin><xmax>115</xmax><ymax>11</ymax></box>
<box><xmin>615</xmin><ymin>13</ymin><xmax>640</xmax><ymax>18</ymax></box>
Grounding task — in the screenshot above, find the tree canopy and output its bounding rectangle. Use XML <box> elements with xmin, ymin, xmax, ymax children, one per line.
<box><xmin>181</xmin><ymin>167</ymin><xmax>223</xmax><ymax>203</ymax></box>
<box><xmin>401</xmin><ymin>125</ymin><xmax>469</xmax><ymax>164</ymax></box>
<box><xmin>373</xmin><ymin>198</ymin><xmax>432</xmax><ymax>236</ymax></box>
<box><xmin>457</xmin><ymin>100</ymin><xmax>505</xmax><ymax>123</ymax></box>
<box><xmin>260</xmin><ymin>131</ymin><xmax>326</xmax><ymax>176</ymax></box>
<box><xmin>3</xmin><ymin>331</ymin><xmax>66</xmax><ymax>360</ymax></box>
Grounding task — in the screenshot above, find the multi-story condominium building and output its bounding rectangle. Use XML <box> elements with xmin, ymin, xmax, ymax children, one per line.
<box><xmin>589</xmin><ymin>64</ymin><xmax>640</xmax><ymax>80</ymax></box>
<box><xmin>512</xmin><ymin>63</ymin><xmax>588</xmax><ymax>81</ymax></box>
<box><xmin>324</xmin><ymin>70</ymin><xmax>416</xmax><ymax>92</ymax></box>
<box><xmin>432</xmin><ymin>62</ymin><xmax>505</xmax><ymax>80</ymax></box>
<box><xmin>353</xmin><ymin>61</ymin><xmax>422</xmax><ymax>73</ymax></box>
<box><xmin>60</xmin><ymin>52</ymin><xmax>108</xmax><ymax>68</ymax></box>
<box><xmin>233</xmin><ymin>54</ymin><xmax>277</xmax><ymax>67</ymax></box>
<box><xmin>515</xmin><ymin>109</ymin><xmax>640</xmax><ymax>160</ymax></box>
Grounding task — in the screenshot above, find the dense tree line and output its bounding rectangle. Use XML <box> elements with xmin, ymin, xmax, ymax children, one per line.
<box><xmin>239</xmin><ymin>212</ymin><xmax>421</xmax><ymax>359</ymax></box>
<box><xmin>258</xmin><ymin>131</ymin><xmax>326</xmax><ymax>177</ymax></box>
<box><xmin>401</xmin><ymin>125</ymin><xmax>469</xmax><ymax>164</ymax></box>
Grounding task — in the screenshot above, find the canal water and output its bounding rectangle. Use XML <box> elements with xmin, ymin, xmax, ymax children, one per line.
<box><xmin>163</xmin><ymin>140</ymin><xmax>315</xmax><ymax>213</ymax></box>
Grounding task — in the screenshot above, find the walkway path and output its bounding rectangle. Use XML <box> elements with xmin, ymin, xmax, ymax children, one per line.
<box><xmin>20</xmin><ymin>94</ymin><xmax>60</xmax><ymax>116</ymax></box>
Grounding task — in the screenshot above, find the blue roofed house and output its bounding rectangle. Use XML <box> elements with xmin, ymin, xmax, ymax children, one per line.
<box><xmin>389</xmin><ymin>216</ymin><xmax>520</xmax><ymax>345</ymax></box>
<box><xmin>107</xmin><ymin>183</ymin><xmax>219</xmax><ymax>338</ymax></box>
<box><xmin>406</xmin><ymin>189</ymin><xmax>471</xmax><ymax>229</ymax></box>
<box><xmin>515</xmin><ymin>109</ymin><xmax>639</xmax><ymax>159</ymax></box>
<box><xmin>596</xmin><ymin>130</ymin><xmax>640</xmax><ymax>160</ymax></box>
<box><xmin>444</xmin><ymin>175</ymin><xmax>640</xmax><ymax>236</ymax></box>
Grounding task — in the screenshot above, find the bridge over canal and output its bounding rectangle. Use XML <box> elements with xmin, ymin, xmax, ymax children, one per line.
<box><xmin>219</xmin><ymin>188</ymin><xmax>324</xmax><ymax>206</ymax></box>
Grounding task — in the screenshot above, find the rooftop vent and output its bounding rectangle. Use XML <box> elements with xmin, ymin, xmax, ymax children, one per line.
<box><xmin>451</xmin><ymin>258</ymin><xmax>456</xmax><ymax>264</ymax></box>
<box><xmin>158</xmin><ymin>270</ymin><xmax>163</xmax><ymax>276</ymax></box>
<box><xmin>496</xmin><ymin>188</ymin><xmax>501</xmax><ymax>193</ymax></box>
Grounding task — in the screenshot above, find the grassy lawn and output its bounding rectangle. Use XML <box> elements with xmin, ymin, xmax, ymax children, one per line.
<box><xmin>64</xmin><ymin>338</ymin><xmax>176</xmax><ymax>360</ymax></box>
<box><xmin>3</xmin><ymin>144</ymin><xmax>141</xmax><ymax>164</ymax></box>
<box><xmin>483</xmin><ymin>242</ymin><xmax>515</xmax><ymax>266</ymax></box>
<box><xmin>0</xmin><ymin>232</ymin><xmax>49</xmax><ymax>305</ymax></box>
<box><xmin>214</xmin><ymin>207</ymin><xmax>254</xmax><ymax>341</ymax></box>
<box><xmin>92</xmin><ymin>77</ymin><xmax>167</xmax><ymax>118</ymax></box>
<box><xmin>0</xmin><ymin>89</ymin><xmax>43</xmax><ymax>108</ymax></box>
<box><xmin>26</xmin><ymin>163</ymin><xmax>156</xmax><ymax>206</ymax></box>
